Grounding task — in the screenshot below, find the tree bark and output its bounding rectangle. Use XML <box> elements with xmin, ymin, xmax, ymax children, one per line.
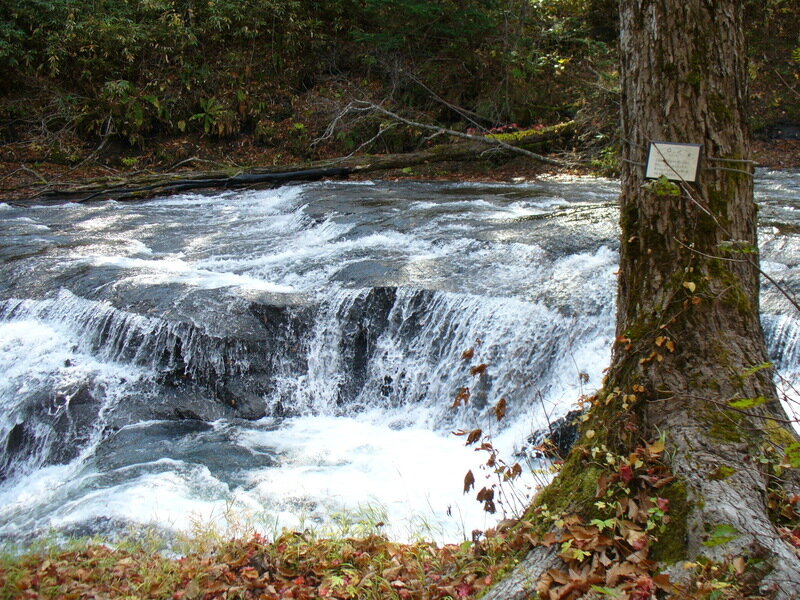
<box><xmin>485</xmin><ymin>1</ymin><xmax>800</xmax><ymax>598</ymax></box>
<box><xmin>614</xmin><ymin>0</ymin><xmax>800</xmax><ymax>594</ymax></box>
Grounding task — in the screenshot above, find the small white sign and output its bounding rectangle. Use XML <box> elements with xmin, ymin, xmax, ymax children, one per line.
<box><xmin>645</xmin><ymin>142</ymin><xmax>702</xmax><ymax>182</ymax></box>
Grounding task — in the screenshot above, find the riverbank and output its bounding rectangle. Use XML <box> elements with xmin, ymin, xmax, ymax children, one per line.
<box><xmin>0</xmin><ymin>528</ymin><xmax>520</xmax><ymax>600</ymax></box>
<box><xmin>1</xmin><ymin>137</ymin><xmax>797</xmax><ymax>204</ymax></box>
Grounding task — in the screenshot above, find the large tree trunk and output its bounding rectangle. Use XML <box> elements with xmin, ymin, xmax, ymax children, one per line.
<box><xmin>613</xmin><ymin>0</ymin><xmax>800</xmax><ymax>594</ymax></box>
<box><xmin>485</xmin><ymin>1</ymin><xmax>800</xmax><ymax>598</ymax></box>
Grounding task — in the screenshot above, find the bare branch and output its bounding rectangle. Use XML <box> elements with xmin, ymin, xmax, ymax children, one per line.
<box><xmin>340</xmin><ymin>101</ymin><xmax>574</xmax><ymax>168</ymax></box>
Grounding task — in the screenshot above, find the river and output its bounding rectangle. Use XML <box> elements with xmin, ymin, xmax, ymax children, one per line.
<box><xmin>0</xmin><ymin>171</ymin><xmax>797</xmax><ymax>545</ymax></box>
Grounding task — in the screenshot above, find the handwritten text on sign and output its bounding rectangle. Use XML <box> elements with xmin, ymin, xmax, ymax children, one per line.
<box><xmin>645</xmin><ymin>142</ymin><xmax>702</xmax><ymax>182</ymax></box>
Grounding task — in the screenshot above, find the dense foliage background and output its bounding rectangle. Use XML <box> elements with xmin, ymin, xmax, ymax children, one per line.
<box><xmin>0</xmin><ymin>0</ymin><xmax>797</xmax><ymax>167</ymax></box>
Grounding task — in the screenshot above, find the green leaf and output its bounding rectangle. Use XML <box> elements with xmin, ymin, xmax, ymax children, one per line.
<box><xmin>143</xmin><ymin>94</ymin><xmax>160</xmax><ymax>109</ymax></box>
<box><xmin>718</xmin><ymin>240</ymin><xmax>759</xmax><ymax>255</ymax></box>
<box><xmin>728</xmin><ymin>396</ymin><xmax>769</xmax><ymax>409</ymax></box>
<box><xmin>589</xmin><ymin>518</ymin><xmax>616</xmax><ymax>531</ymax></box>
<box><xmin>591</xmin><ymin>585</ymin><xmax>623</xmax><ymax>597</ymax></box>
<box><xmin>741</xmin><ymin>362</ymin><xmax>773</xmax><ymax>378</ymax></box>
<box><xmin>703</xmin><ymin>524</ymin><xmax>739</xmax><ymax>547</ymax></box>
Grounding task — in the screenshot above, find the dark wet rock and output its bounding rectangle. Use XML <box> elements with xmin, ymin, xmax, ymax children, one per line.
<box><xmin>337</xmin><ymin>287</ymin><xmax>397</xmax><ymax>403</ymax></box>
<box><xmin>333</xmin><ymin>260</ymin><xmax>400</xmax><ymax>287</ymax></box>
<box><xmin>214</xmin><ymin>379</ymin><xmax>269</xmax><ymax>420</ymax></box>
<box><xmin>92</xmin><ymin>418</ymin><xmax>280</xmax><ymax>487</ymax></box>
<box><xmin>0</xmin><ymin>384</ymin><xmax>102</xmax><ymax>479</ymax></box>
<box><xmin>521</xmin><ymin>408</ymin><xmax>584</xmax><ymax>460</ymax></box>
<box><xmin>1</xmin><ymin>423</ymin><xmax>35</xmax><ymax>480</ymax></box>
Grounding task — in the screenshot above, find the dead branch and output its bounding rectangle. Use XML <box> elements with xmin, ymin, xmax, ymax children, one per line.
<box><xmin>338</xmin><ymin>101</ymin><xmax>575</xmax><ymax>168</ymax></box>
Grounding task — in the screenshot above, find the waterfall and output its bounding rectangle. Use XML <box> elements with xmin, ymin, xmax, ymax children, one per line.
<box><xmin>0</xmin><ymin>172</ymin><xmax>796</xmax><ymax>543</ymax></box>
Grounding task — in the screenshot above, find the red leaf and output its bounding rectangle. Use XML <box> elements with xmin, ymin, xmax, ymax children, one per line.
<box><xmin>620</xmin><ymin>464</ymin><xmax>634</xmax><ymax>484</ymax></box>
<box><xmin>456</xmin><ymin>582</ymin><xmax>474</xmax><ymax>598</ymax></box>
<box><xmin>466</xmin><ymin>428</ymin><xmax>483</xmax><ymax>445</ymax></box>
<box><xmin>463</xmin><ymin>470</ymin><xmax>476</xmax><ymax>493</ymax></box>
<box><xmin>630</xmin><ymin>575</ymin><xmax>656</xmax><ymax>600</ymax></box>
<box><xmin>453</xmin><ymin>387</ymin><xmax>471</xmax><ymax>408</ymax></box>
<box><xmin>630</xmin><ymin>533</ymin><xmax>649</xmax><ymax>551</ymax></box>
<box><xmin>471</xmin><ymin>363</ymin><xmax>488</xmax><ymax>376</ymax></box>
<box><xmin>657</xmin><ymin>497</ymin><xmax>670</xmax><ymax>512</ymax></box>
<box><xmin>494</xmin><ymin>398</ymin><xmax>507</xmax><ymax>421</ymax></box>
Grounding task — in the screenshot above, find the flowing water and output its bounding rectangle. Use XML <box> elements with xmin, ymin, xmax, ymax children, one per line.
<box><xmin>0</xmin><ymin>172</ymin><xmax>798</xmax><ymax>544</ymax></box>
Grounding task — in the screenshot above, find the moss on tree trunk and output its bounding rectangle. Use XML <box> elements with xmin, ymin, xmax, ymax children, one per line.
<box><xmin>484</xmin><ymin>1</ymin><xmax>800</xmax><ymax>598</ymax></box>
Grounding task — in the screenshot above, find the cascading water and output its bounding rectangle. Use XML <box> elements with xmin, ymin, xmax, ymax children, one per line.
<box><xmin>0</xmin><ymin>173</ymin><xmax>797</xmax><ymax>544</ymax></box>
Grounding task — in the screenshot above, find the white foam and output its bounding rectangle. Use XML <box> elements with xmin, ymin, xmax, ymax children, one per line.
<box><xmin>235</xmin><ymin>415</ymin><xmax>513</xmax><ymax>542</ymax></box>
<box><xmin>151</xmin><ymin>186</ymin><xmax>305</xmax><ymax>210</ymax></box>
<box><xmin>0</xmin><ymin>463</ymin><xmax>81</xmax><ymax>535</ymax></box>
<box><xmin>0</xmin><ymin>318</ymin><xmax>143</xmax><ymax>401</ymax></box>
<box><xmin>87</xmin><ymin>256</ymin><xmax>296</xmax><ymax>293</ymax></box>
<box><xmin>48</xmin><ymin>465</ymin><xmax>244</xmax><ymax>534</ymax></box>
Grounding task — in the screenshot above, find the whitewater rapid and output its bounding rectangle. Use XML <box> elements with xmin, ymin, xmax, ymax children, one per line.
<box><xmin>0</xmin><ymin>173</ymin><xmax>797</xmax><ymax>544</ymax></box>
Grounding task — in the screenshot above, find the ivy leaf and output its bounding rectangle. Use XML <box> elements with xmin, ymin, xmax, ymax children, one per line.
<box><xmin>466</xmin><ymin>428</ymin><xmax>483</xmax><ymax>445</ymax></box>
<box><xmin>452</xmin><ymin>387</ymin><xmax>470</xmax><ymax>408</ymax></box>
<box><xmin>476</xmin><ymin>487</ymin><xmax>494</xmax><ymax>503</ymax></box>
<box><xmin>703</xmin><ymin>524</ymin><xmax>739</xmax><ymax>547</ymax></box>
<box><xmin>589</xmin><ymin>518</ymin><xmax>616</xmax><ymax>532</ymax></box>
<box><xmin>741</xmin><ymin>362</ymin><xmax>773</xmax><ymax>378</ymax></box>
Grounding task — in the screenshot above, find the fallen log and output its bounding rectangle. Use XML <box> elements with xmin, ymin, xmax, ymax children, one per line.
<box><xmin>33</xmin><ymin>121</ymin><xmax>576</xmax><ymax>203</ymax></box>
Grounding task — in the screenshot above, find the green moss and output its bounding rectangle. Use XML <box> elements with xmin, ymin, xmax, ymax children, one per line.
<box><xmin>725</xmin><ymin>284</ymin><xmax>753</xmax><ymax>316</ymax></box>
<box><xmin>704</xmin><ymin>258</ymin><xmax>753</xmax><ymax>317</ymax></box>
<box><xmin>709</xmin><ymin>94</ymin><xmax>734</xmax><ymax>125</ymax></box>
<box><xmin>709</xmin><ymin>465</ymin><xmax>736</xmax><ymax>481</ymax></box>
<box><xmin>619</xmin><ymin>204</ymin><xmax>639</xmax><ymax>234</ymax></box>
<box><xmin>709</xmin><ymin>422</ymin><xmax>744</xmax><ymax>443</ymax></box>
<box><xmin>719</xmin><ymin>266</ymin><xmax>753</xmax><ymax>316</ymax></box>
<box><xmin>624</xmin><ymin>317</ymin><xmax>657</xmax><ymax>343</ymax></box>
<box><xmin>702</xmin><ymin>406</ymin><xmax>746</xmax><ymax>444</ymax></box>
<box><xmin>532</xmin><ymin>450</ymin><xmax>605</xmax><ymax>522</ymax></box>
<box><xmin>485</xmin><ymin>122</ymin><xmax>572</xmax><ymax>143</ymax></box>
<box><xmin>763</xmin><ymin>420</ymin><xmax>799</xmax><ymax>449</ymax></box>
<box><xmin>650</xmin><ymin>479</ymin><xmax>691</xmax><ymax>563</ymax></box>
<box><xmin>643</xmin><ymin>176</ymin><xmax>681</xmax><ymax>196</ymax></box>
<box><xmin>685</xmin><ymin>71</ymin><xmax>702</xmax><ymax>89</ymax></box>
